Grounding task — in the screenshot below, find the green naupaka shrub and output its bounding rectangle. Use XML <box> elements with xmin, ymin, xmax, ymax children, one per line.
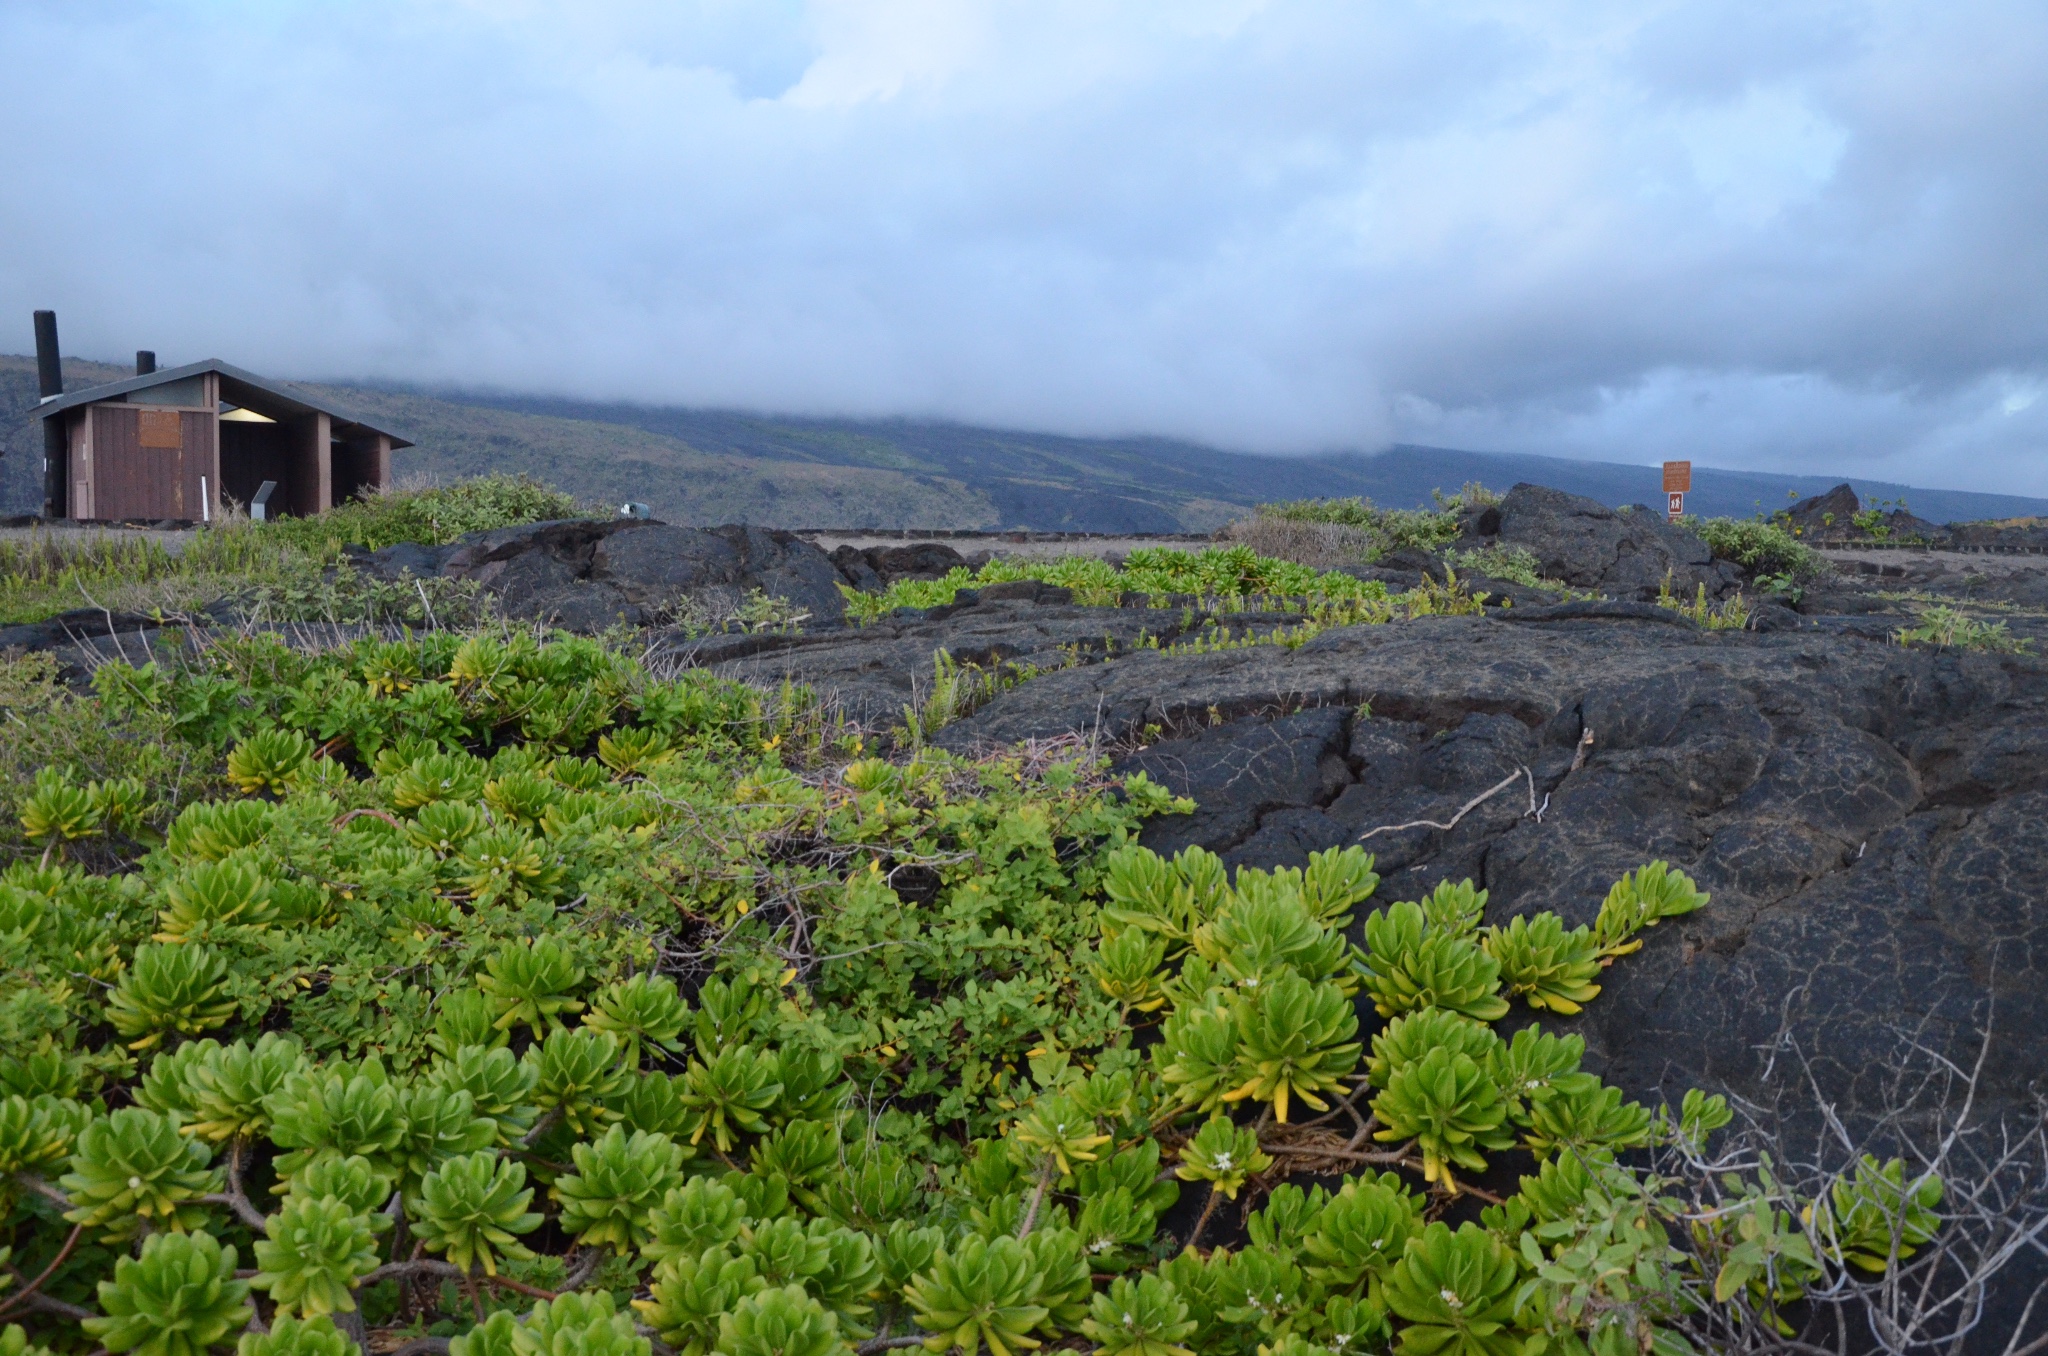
<box><xmin>0</xmin><ymin>632</ymin><xmax>1944</xmax><ymax>1356</ymax></box>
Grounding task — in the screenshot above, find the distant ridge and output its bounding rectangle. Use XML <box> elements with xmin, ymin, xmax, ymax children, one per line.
<box><xmin>457</xmin><ymin>391</ymin><xmax>2048</xmax><ymax>526</ymax></box>
<box><xmin>8</xmin><ymin>357</ymin><xmax>2045</xmax><ymax>527</ymax></box>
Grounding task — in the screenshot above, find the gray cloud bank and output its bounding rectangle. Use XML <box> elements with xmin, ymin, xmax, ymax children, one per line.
<box><xmin>3</xmin><ymin>1</ymin><xmax>2044</xmax><ymax>493</ymax></box>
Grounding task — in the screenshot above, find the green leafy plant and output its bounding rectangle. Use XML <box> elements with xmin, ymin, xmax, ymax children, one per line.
<box><xmin>1482</xmin><ymin>912</ymin><xmax>1603</xmax><ymax>1013</ymax></box>
<box><xmin>1224</xmin><ymin>970</ymin><xmax>1361</xmax><ymax>1122</ymax></box>
<box><xmin>584</xmin><ymin>972</ymin><xmax>691</xmax><ymax>1063</ymax></box>
<box><xmin>58</xmin><ymin>1106</ymin><xmax>220</xmax><ymax>1241</ymax></box>
<box><xmin>408</xmin><ymin>1149</ymin><xmax>543</xmax><ymax>1276</ymax></box>
<box><xmin>1592</xmin><ymin>862</ymin><xmax>1707</xmax><ymax>959</ymax></box>
<box><xmin>250</xmin><ymin>1194</ymin><xmax>381</xmax><ymax>1316</ymax></box>
<box><xmin>1372</xmin><ymin>1047</ymin><xmax>1512</xmax><ymax>1191</ymax></box>
<box><xmin>905</xmin><ymin>1234</ymin><xmax>1050</xmax><ymax>1356</ymax></box>
<box><xmin>635</xmin><ymin>1245</ymin><xmax>765</xmax><ymax>1354</ymax></box>
<box><xmin>235</xmin><ymin>1314</ymin><xmax>354</xmax><ymax>1356</ymax></box>
<box><xmin>510</xmin><ymin>1291</ymin><xmax>650</xmax><ymax>1356</ymax></box>
<box><xmin>1381</xmin><ymin>1223</ymin><xmax>1521</xmax><ymax>1356</ymax></box>
<box><xmin>716</xmin><ymin>1284</ymin><xmax>846</xmax><ymax>1356</ymax></box>
<box><xmin>1079</xmin><ymin>1273</ymin><xmax>1197</xmax><ymax>1356</ymax></box>
<box><xmin>82</xmin><ymin>1229</ymin><xmax>253</xmax><ymax>1356</ymax></box>
<box><xmin>107</xmin><ymin>943</ymin><xmax>238</xmax><ymax>1049</ymax></box>
<box><xmin>1360</xmin><ymin>902</ymin><xmax>1508</xmax><ymax>1021</ymax></box>
<box><xmin>18</xmin><ymin>768</ymin><xmax>100</xmax><ymax>851</ymax></box>
<box><xmin>0</xmin><ymin>621</ymin><xmax>1957</xmax><ymax>1356</ymax></box>
<box><xmin>525</xmin><ymin>1028</ymin><xmax>630</xmax><ymax>1138</ymax></box>
<box><xmin>226</xmin><ymin>729</ymin><xmax>315</xmax><ymax>796</ymax></box>
<box><xmin>478</xmin><ymin>937</ymin><xmax>586</xmax><ymax>1034</ymax></box>
<box><xmin>552</xmin><ymin>1124</ymin><xmax>690</xmax><ymax>1249</ymax></box>
<box><xmin>1174</xmin><ymin>1115</ymin><xmax>1272</xmax><ymax>1200</ymax></box>
<box><xmin>1809</xmin><ymin>1155</ymin><xmax>1944</xmax><ymax>1272</ymax></box>
<box><xmin>679</xmin><ymin>1043</ymin><xmax>783</xmax><ymax>1153</ymax></box>
<box><xmin>1896</xmin><ymin>604</ymin><xmax>2033</xmax><ymax>654</ymax></box>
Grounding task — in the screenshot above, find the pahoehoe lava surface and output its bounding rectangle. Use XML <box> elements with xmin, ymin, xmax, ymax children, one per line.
<box><xmin>917</xmin><ymin>616</ymin><xmax>2048</xmax><ymax>1128</ymax></box>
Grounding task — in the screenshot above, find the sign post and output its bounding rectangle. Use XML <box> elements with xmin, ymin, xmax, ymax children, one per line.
<box><xmin>1663</xmin><ymin>461</ymin><xmax>1692</xmax><ymax>522</ymax></box>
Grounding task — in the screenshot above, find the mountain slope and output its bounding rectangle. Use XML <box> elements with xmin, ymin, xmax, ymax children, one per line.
<box><xmin>8</xmin><ymin>356</ymin><xmax>2046</xmax><ymax>526</ymax></box>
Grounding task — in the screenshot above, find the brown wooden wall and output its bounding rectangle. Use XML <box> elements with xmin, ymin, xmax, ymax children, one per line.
<box><xmin>88</xmin><ymin>405</ymin><xmax>213</xmax><ymax>521</ymax></box>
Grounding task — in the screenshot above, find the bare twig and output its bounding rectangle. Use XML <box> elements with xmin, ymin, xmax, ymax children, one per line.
<box><xmin>1358</xmin><ymin>767</ymin><xmax>1528</xmax><ymax>841</ymax></box>
<box><xmin>0</xmin><ymin>1223</ymin><xmax>85</xmax><ymax>1320</ymax></box>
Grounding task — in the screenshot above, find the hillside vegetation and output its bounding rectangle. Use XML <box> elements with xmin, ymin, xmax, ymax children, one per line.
<box><xmin>12</xmin><ymin>355</ymin><xmax>2048</xmax><ymax>529</ymax></box>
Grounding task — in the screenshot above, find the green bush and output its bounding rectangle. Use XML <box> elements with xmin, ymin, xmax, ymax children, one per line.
<box><xmin>1688</xmin><ymin>516</ymin><xmax>1827</xmax><ymax>579</ymax></box>
<box><xmin>259</xmin><ymin>473</ymin><xmax>581</xmax><ymax>553</ymax></box>
<box><xmin>1255</xmin><ymin>497</ymin><xmax>1463</xmax><ymax>555</ymax></box>
<box><xmin>0</xmin><ymin>628</ymin><xmax>1951</xmax><ymax>1356</ymax></box>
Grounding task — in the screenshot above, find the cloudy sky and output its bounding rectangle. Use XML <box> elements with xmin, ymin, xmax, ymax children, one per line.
<box><xmin>4</xmin><ymin>1</ymin><xmax>2045</xmax><ymax>492</ymax></box>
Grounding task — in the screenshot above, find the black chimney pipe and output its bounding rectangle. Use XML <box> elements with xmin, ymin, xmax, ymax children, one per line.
<box><xmin>136</xmin><ymin>350</ymin><xmax>156</xmax><ymax>376</ymax></box>
<box><xmin>34</xmin><ymin>311</ymin><xmax>67</xmax><ymax>518</ymax></box>
<box><xmin>33</xmin><ymin>310</ymin><xmax>62</xmax><ymax>398</ymax></box>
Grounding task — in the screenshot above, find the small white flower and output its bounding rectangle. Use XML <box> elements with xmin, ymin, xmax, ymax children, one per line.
<box><xmin>1441</xmin><ymin>1288</ymin><xmax>1463</xmax><ymax>1309</ymax></box>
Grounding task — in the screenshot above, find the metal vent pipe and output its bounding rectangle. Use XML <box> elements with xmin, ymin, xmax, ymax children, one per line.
<box><xmin>33</xmin><ymin>310</ymin><xmax>62</xmax><ymax>398</ymax></box>
<box><xmin>136</xmin><ymin>350</ymin><xmax>156</xmax><ymax>375</ymax></box>
<box><xmin>34</xmin><ymin>311</ymin><xmax>67</xmax><ymax>517</ymax></box>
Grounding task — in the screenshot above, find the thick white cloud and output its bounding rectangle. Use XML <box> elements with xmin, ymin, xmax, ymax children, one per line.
<box><xmin>3</xmin><ymin>0</ymin><xmax>2043</xmax><ymax>491</ymax></box>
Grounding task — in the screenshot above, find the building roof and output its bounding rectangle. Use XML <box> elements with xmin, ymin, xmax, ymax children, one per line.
<box><xmin>33</xmin><ymin>358</ymin><xmax>414</xmax><ymax>449</ymax></box>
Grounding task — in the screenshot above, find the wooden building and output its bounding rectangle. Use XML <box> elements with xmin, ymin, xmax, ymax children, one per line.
<box><xmin>33</xmin><ymin>350</ymin><xmax>411</xmax><ymax>522</ymax></box>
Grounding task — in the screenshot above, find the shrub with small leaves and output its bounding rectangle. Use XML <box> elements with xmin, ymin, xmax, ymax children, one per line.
<box><xmin>83</xmin><ymin>1229</ymin><xmax>253</xmax><ymax>1356</ymax></box>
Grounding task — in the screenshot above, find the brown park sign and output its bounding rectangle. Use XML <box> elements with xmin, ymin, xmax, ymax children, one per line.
<box><xmin>1662</xmin><ymin>460</ymin><xmax>1692</xmax><ymax>493</ymax></box>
